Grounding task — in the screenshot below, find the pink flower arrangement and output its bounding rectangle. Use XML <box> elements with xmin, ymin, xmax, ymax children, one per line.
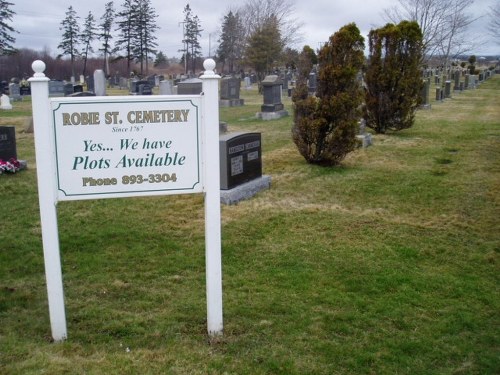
<box><xmin>0</xmin><ymin>158</ymin><xmax>21</xmax><ymax>174</ymax></box>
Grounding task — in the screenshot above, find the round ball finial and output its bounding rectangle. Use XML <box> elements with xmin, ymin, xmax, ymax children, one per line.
<box><xmin>32</xmin><ymin>60</ymin><xmax>46</xmax><ymax>77</ymax></box>
<box><xmin>203</xmin><ymin>58</ymin><xmax>216</xmax><ymax>74</ymax></box>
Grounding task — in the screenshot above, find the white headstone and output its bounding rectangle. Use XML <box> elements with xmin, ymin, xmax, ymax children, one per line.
<box><xmin>93</xmin><ymin>70</ymin><xmax>106</xmax><ymax>96</ymax></box>
<box><xmin>0</xmin><ymin>94</ymin><xmax>13</xmax><ymax>110</ymax></box>
<box><xmin>159</xmin><ymin>80</ymin><xmax>174</xmax><ymax>95</ymax></box>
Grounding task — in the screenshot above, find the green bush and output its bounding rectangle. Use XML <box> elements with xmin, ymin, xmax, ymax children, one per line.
<box><xmin>292</xmin><ymin>23</ymin><xmax>365</xmax><ymax>166</ymax></box>
<box><xmin>364</xmin><ymin>21</ymin><xmax>423</xmax><ymax>134</ymax></box>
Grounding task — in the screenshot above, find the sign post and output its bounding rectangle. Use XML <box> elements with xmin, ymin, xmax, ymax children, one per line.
<box><xmin>29</xmin><ymin>59</ymin><xmax>223</xmax><ymax>341</ymax></box>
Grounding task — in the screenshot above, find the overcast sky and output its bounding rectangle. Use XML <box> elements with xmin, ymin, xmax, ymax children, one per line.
<box><xmin>11</xmin><ymin>0</ymin><xmax>498</xmax><ymax>58</ymax></box>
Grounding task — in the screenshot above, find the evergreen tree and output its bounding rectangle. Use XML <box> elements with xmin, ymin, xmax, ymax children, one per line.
<box><xmin>80</xmin><ymin>11</ymin><xmax>97</xmax><ymax>77</ymax></box>
<box><xmin>245</xmin><ymin>15</ymin><xmax>283</xmax><ymax>81</ymax></box>
<box><xmin>217</xmin><ymin>10</ymin><xmax>245</xmax><ymax>73</ymax></box>
<box><xmin>134</xmin><ymin>0</ymin><xmax>159</xmax><ymax>75</ymax></box>
<box><xmin>115</xmin><ymin>0</ymin><xmax>137</xmax><ymax>74</ymax></box>
<box><xmin>364</xmin><ymin>21</ymin><xmax>423</xmax><ymax>133</ymax></box>
<box><xmin>0</xmin><ymin>0</ymin><xmax>17</xmax><ymax>55</ymax></box>
<box><xmin>154</xmin><ymin>51</ymin><xmax>169</xmax><ymax>68</ymax></box>
<box><xmin>99</xmin><ymin>1</ymin><xmax>115</xmax><ymax>75</ymax></box>
<box><xmin>292</xmin><ymin>23</ymin><xmax>365</xmax><ymax>166</ymax></box>
<box><xmin>182</xmin><ymin>4</ymin><xmax>203</xmax><ymax>73</ymax></box>
<box><xmin>58</xmin><ymin>6</ymin><xmax>81</xmax><ymax>78</ymax></box>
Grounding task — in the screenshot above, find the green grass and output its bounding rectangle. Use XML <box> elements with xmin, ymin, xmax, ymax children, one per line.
<box><xmin>1</xmin><ymin>77</ymin><xmax>499</xmax><ymax>374</ymax></box>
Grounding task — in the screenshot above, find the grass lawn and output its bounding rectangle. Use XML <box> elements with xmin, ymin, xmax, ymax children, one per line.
<box><xmin>0</xmin><ymin>75</ymin><xmax>499</xmax><ymax>374</ymax></box>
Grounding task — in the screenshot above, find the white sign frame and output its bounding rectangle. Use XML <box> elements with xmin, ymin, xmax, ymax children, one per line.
<box><xmin>29</xmin><ymin>59</ymin><xmax>223</xmax><ymax>341</ymax></box>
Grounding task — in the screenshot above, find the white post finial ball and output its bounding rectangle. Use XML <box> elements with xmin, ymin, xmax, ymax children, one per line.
<box><xmin>203</xmin><ymin>58</ymin><xmax>216</xmax><ymax>74</ymax></box>
<box><xmin>32</xmin><ymin>60</ymin><xmax>46</xmax><ymax>77</ymax></box>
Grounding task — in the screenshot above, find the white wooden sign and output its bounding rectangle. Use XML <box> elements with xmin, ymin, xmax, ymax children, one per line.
<box><xmin>29</xmin><ymin>59</ymin><xmax>223</xmax><ymax>342</ymax></box>
<box><xmin>51</xmin><ymin>97</ymin><xmax>202</xmax><ymax>200</ymax></box>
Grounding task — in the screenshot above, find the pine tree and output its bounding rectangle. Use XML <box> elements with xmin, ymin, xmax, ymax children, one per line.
<box><xmin>245</xmin><ymin>15</ymin><xmax>283</xmax><ymax>81</ymax></box>
<box><xmin>182</xmin><ymin>4</ymin><xmax>203</xmax><ymax>73</ymax></box>
<box><xmin>0</xmin><ymin>0</ymin><xmax>17</xmax><ymax>55</ymax></box>
<box><xmin>217</xmin><ymin>10</ymin><xmax>245</xmax><ymax>73</ymax></box>
<box><xmin>99</xmin><ymin>1</ymin><xmax>115</xmax><ymax>75</ymax></box>
<box><xmin>132</xmin><ymin>0</ymin><xmax>159</xmax><ymax>75</ymax></box>
<box><xmin>81</xmin><ymin>11</ymin><xmax>97</xmax><ymax>77</ymax></box>
<box><xmin>58</xmin><ymin>6</ymin><xmax>81</xmax><ymax>79</ymax></box>
<box><xmin>115</xmin><ymin>0</ymin><xmax>137</xmax><ymax>74</ymax></box>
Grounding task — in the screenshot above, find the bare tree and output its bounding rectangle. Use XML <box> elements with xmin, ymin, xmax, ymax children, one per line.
<box><xmin>238</xmin><ymin>0</ymin><xmax>303</xmax><ymax>48</ymax></box>
<box><xmin>384</xmin><ymin>0</ymin><xmax>478</xmax><ymax>65</ymax></box>
<box><xmin>487</xmin><ymin>1</ymin><xmax>500</xmax><ymax>44</ymax></box>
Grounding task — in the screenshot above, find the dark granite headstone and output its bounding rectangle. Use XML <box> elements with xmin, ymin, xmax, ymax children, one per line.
<box><xmin>48</xmin><ymin>81</ymin><xmax>65</xmax><ymax>97</ymax></box>
<box><xmin>219</xmin><ymin>132</ymin><xmax>262</xmax><ymax>190</ymax></box>
<box><xmin>177</xmin><ymin>78</ymin><xmax>203</xmax><ymax>95</ymax></box>
<box><xmin>261</xmin><ymin>75</ymin><xmax>284</xmax><ymax>112</ymax></box>
<box><xmin>0</xmin><ymin>126</ymin><xmax>17</xmax><ymax>160</ymax></box>
<box><xmin>220</xmin><ymin>77</ymin><xmax>241</xmax><ymax>100</ymax></box>
<box><xmin>64</xmin><ymin>83</ymin><xmax>74</xmax><ymax>96</ymax></box>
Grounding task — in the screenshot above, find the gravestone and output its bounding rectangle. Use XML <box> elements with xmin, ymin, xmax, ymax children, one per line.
<box><xmin>356</xmin><ymin>119</ymin><xmax>372</xmax><ymax>148</ymax></box>
<box><xmin>9</xmin><ymin>83</ymin><xmax>22</xmax><ymax>101</ymax></box>
<box><xmin>159</xmin><ymin>79</ymin><xmax>174</xmax><ymax>95</ymax></box>
<box><xmin>64</xmin><ymin>82</ymin><xmax>74</xmax><ymax>96</ymax></box>
<box><xmin>20</xmin><ymin>85</ymin><xmax>31</xmax><ymax>96</ymax></box>
<box><xmin>94</xmin><ymin>70</ymin><xmax>106</xmax><ymax>96</ymax></box>
<box><xmin>464</xmin><ymin>74</ymin><xmax>470</xmax><ymax>89</ymax></box>
<box><xmin>73</xmin><ymin>84</ymin><xmax>83</xmax><ymax>93</ymax></box>
<box><xmin>48</xmin><ymin>80</ymin><xmax>65</xmax><ymax>97</ymax></box>
<box><xmin>119</xmin><ymin>77</ymin><xmax>128</xmax><ymax>90</ymax></box>
<box><xmin>308</xmin><ymin>72</ymin><xmax>317</xmax><ymax>94</ymax></box>
<box><xmin>138</xmin><ymin>81</ymin><xmax>153</xmax><ymax>95</ymax></box>
<box><xmin>435</xmin><ymin>87</ymin><xmax>442</xmax><ymax>102</ymax></box>
<box><xmin>256</xmin><ymin>75</ymin><xmax>288</xmax><ymax>120</ymax></box>
<box><xmin>220</xmin><ymin>76</ymin><xmax>244</xmax><ymax>107</ymax></box>
<box><xmin>219</xmin><ymin>132</ymin><xmax>271</xmax><ymax>204</ymax></box>
<box><xmin>244</xmin><ymin>76</ymin><xmax>252</xmax><ymax>89</ymax></box>
<box><xmin>129</xmin><ymin>79</ymin><xmax>139</xmax><ymax>94</ymax></box>
<box><xmin>0</xmin><ymin>126</ymin><xmax>17</xmax><ymax>160</ymax></box>
<box><xmin>453</xmin><ymin>71</ymin><xmax>460</xmax><ymax>91</ymax></box>
<box><xmin>0</xmin><ymin>94</ymin><xmax>13</xmax><ymax>109</ymax></box>
<box><xmin>444</xmin><ymin>80</ymin><xmax>452</xmax><ymax>99</ymax></box>
<box><xmin>420</xmin><ymin>79</ymin><xmax>431</xmax><ymax>109</ymax></box>
<box><xmin>86</xmin><ymin>75</ymin><xmax>95</xmax><ymax>93</ymax></box>
<box><xmin>177</xmin><ymin>78</ymin><xmax>203</xmax><ymax>95</ymax></box>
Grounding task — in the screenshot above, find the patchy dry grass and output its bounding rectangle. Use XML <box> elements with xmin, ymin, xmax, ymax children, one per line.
<box><xmin>1</xmin><ymin>76</ymin><xmax>499</xmax><ymax>374</ymax></box>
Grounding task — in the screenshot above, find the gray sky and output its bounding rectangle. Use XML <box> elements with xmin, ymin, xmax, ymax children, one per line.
<box><xmin>11</xmin><ymin>0</ymin><xmax>498</xmax><ymax>58</ymax></box>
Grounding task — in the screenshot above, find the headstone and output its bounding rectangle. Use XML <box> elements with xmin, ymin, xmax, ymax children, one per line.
<box><xmin>159</xmin><ymin>80</ymin><xmax>174</xmax><ymax>95</ymax></box>
<box><xmin>220</xmin><ymin>76</ymin><xmax>244</xmax><ymax>107</ymax></box>
<box><xmin>86</xmin><ymin>75</ymin><xmax>95</xmax><ymax>93</ymax></box>
<box><xmin>356</xmin><ymin>119</ymin><xmax>373</xmax><ymax>148</ymax></box>
<box><xmin>8</xmin><ymin>83</ymin><xmax>22</xmax><ymax>101</ymax></box>
<box><xmin>20</xmin><ymin>85</ymin><xmax>31</xmax><ymax>96</ymax></box>
<box><xmin>453</xmin><ymin>71</ymin><xmax>460</xmax><ymax>91</ymax></box>
<box><xmin>0</xmin><ymin>94</ymin><xmax>13</xmax><ymax>110</ymax></box>
<box><xmin>256</xmin><ymin>75</ymin><xmax>288</xmax><ymax>120</ymax></box>
<box><xmin>138</xmin><ymin>82</ymin><xmax>153</xmax><ymax>95</ymax></box>
<box><xmin>261</xmin><ymin>75</ymin><xmax>283</xmax><ymax>112</ymax></box>
<box><xmin>420</xmin><ymin>79</ymin><xmax>431</xmax><ymax>109</ymax></box>
<box><xmin>244</xmin><ymin>76</ymin><xmax>252</xmax><ymax>89</ymax></box>
<box><xmin>464</xmin><ymin>74</ymin><xmax>470</xmax><ymax>90</ymax></box>
<box><xmin>0</xmin><ymin>81</ymin><xmax>8</xmax><ymax>95</ymax></box>
<box><xmin>73</xmin><ymin>84</ymin><xmax>83</xmax><ymax>93</ymax></box>
<box><xmin>219</xmin><ymin>132</ymin><xmax>262</xmax><ymax>190</ymax></box>
<box><xmin>94</xmin><ymin>70</ymin><xmax>106</xmax><ymax>96</ymax></box>
<box><xmin>308</xmin><ymin>72</ymin><xmax>317</xmax><ymax>94</ymax></box>
<box><xmin>0</xmin><ymin>126</ymin><xmax>17</xmax><ymax>160</ymax></box>
<box><xmin>444</xmin><ymin>80</ymin><xmax>451</xmax><ymax>99</ymax></box>
<box><xmin>48</xmin><ymin>80</ymin><xmax>65</xmax><ymax>97</ymax></box>
<box><xmin>177</xmin><ymin>78</ymin><xmax>203</xmax><ymax>95</ymax></box>
<box><xmin>119</xmin><ymin>77</ymin><xmax>128</xmax><ymax>90</ymax></box>
<box><xmin>64</xmin><ymin>82</ymin><xmax>74</xmax><ymax>96</ymax></box>
<box><xmin>435</xmin><ymin>87</ymin><xmax>442</xmax><ymax>102</ymax></box>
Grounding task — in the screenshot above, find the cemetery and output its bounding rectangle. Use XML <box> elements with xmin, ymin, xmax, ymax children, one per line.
<box><xmin>0</xmin><ymin>61</ymin><xmax>499</xmax><ymax>374</ymax></box>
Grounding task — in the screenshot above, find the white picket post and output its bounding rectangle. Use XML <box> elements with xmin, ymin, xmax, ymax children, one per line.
<box><xmin>28</xmin><ymin>60</ymin><xmax>67</xmax><ymax>341</ymax></box>
<box><xmin>200</xmin><ymin>59</ymin><xmax>223</xmax><ymax>336</ymax></box>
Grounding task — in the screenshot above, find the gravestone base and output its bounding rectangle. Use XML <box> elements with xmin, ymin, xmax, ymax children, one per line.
<box><xmin>220</xmin><ymin>175</ymin><xmax>271</xmax><ymax>205</ymax></box>
<box><xmin>219</xmin><ymin>98</ymin><xmax>245</xmax><ymax>107</ymax></box>
<box><xmin>261</xmin><ymin>103</ymin><xmax>284</xmax><ymax>112</ymax></box>
<box><xmin>419</xmin><ymin>104</ymin><xmax>432</xmax><ymax>110</ymax></box>
<box><xmin>356</xmin><ymin>134</ymin><xmax>373</xmax><ymax>148</ymax></box>
<box><xmin>255</xmin><ymin>110</ymin><xmax>288</xmax><ymax>121</ymax></box>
